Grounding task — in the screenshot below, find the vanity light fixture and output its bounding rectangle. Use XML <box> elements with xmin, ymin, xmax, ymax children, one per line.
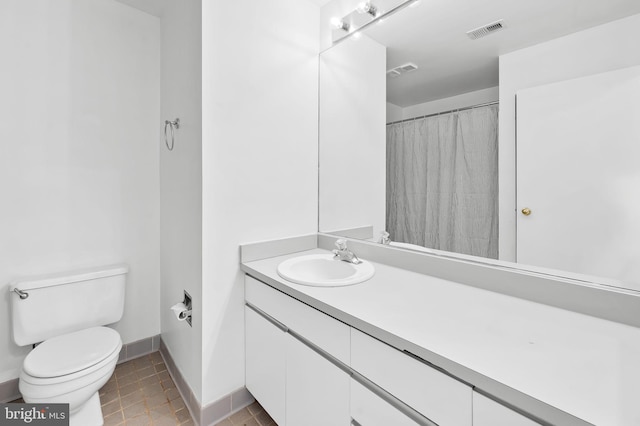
<box><xmin>330</xmin><ymin>16</ymin><xmax>350</xmax><ymax>32</ymax></box>
<box><xmin>357</xmin><ymin>1</ymin><xmax>378</xmax><ymax>18</ymax></box>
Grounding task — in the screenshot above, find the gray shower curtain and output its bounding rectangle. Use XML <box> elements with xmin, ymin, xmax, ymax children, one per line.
<box><xmin>386</xmin><ymin>104</ymin><xmax>499</xmax><ymax>259</ymax></box>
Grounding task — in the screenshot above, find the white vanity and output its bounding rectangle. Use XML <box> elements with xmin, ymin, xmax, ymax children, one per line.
<box><xmin>241</xmin><ymin>235</ymin><xmax>640</xmax><ymax>426</ymax></box>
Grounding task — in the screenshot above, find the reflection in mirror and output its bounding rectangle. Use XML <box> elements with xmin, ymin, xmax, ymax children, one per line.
<box><xmin>319</xmin><ymin>0</ymin><xmax>640</xmax><ymax>291</ymax></box>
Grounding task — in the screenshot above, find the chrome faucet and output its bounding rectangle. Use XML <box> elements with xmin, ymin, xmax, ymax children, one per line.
<box><xmin>332</xmin><ymin>239</ymin><xmax>362</xmax><ymax>264</ymax></box>
<box><xmin>378</xmin><ymin>231</ymin><xmax>391</xmax><ymax>245</ymax></box>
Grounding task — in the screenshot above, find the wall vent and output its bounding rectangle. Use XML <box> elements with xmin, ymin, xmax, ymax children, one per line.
<box><xmin>387</xmin><ymin>62</ymin><xmax>418</xmax><ymax>78</ymax></box>
<box><xmin>466</xmin><ymin>20</ymin><xmax>505</xmax><ymax>40</ymax></box>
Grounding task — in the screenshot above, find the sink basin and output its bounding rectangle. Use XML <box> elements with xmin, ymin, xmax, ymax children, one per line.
<box><xmin>277</xmin><ymin>254</ymin><xmax>375</xmax><ymax>287</ymax></box>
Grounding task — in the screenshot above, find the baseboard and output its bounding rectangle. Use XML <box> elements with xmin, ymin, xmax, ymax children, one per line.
<box><xmin>117</xmin><ymin>334</ymin><xmax>161</xmax><ymax>364</ymax></box>
<box><xmin>0</xmin><ymin>333</ymin><xmax>161</xmax><ymax>403</ymax></box>
<box><xmin>159</xmin><ymin>338</ymin><xmax>255</xmax><ymax>426</ymax></box>
<box><xmin>0</xmin><ymin>378</ymin><xmax>19</xmax><ymax>403</ymax></box>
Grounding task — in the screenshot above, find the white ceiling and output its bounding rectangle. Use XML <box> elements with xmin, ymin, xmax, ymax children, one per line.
<box><xmin>359</xmin><ymin>0</ymin><xmax>640</xmax><ymax>107</ymax></box>
<box><xmin>308</xmin><ymin>0</ymin><xmax>334</xmax><ymax>6</ymax></box>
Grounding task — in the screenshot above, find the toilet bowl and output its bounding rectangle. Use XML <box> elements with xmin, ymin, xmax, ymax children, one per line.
<box><xmin>19</xmin><ymin>327</ymin><xmax>122</xmax><ymax>425</ymax></box>
<box><xmin>10</xmin><ymin>265</ymin><xmax>128</xmax><ymax>426</ymax></box>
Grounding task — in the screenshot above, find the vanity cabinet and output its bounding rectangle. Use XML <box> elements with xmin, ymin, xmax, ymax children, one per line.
<box><xmin>247</xmin><ymin>275</ymin><xmax>539</xmax><ymax>426</ymax></box>
<box><xmin>473</xmin><ymin>392</ymin><xmax>541</xmax><ymax>426</ymax></box>
<box><xmin>350</xmin><ymin>379</ymin><xmax>420</xmax><ymax>426</ymax></box>
<box><xmin>351</xmin><ymin>328</ymin><xmax>472</xmax><ymax>425</ymax></box>
<box><xmin>245</xmin><ymin>306</ymin><xmax>286</xmax><ymax>425</ymax></box>
<box><xmin>245</xmin><ymin>276</ymin><xmax>351</xmax><ymax>425</ymax></box>
<box><xmin>286</xmin><ymin>333</ymin><xmax>350</xmax><ymax>425</ymax></box>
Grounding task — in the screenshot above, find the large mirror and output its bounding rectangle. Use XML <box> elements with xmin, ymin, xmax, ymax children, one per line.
<box><xmin>319</xmin><ymin>0</ymin><xmax>640</xmax><ymax>292</ymax></box>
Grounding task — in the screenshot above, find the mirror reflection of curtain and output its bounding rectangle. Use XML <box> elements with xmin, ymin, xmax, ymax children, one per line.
<box><xmin>386</xmin><ymin>104</ymin><xmax>499</xmax><ymax>259</ymax></box>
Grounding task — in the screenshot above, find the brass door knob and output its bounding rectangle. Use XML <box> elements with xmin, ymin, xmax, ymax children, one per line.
<box><xmin>521</xmin><ymin>208</ymin><xmax>532</xmax><ymax>216</ymax></box>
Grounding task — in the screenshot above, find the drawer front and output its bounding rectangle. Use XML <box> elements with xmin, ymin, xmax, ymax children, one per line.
<box><xmin>245</xmin><ymin>275</ymin><xmax>350</xmax><ymax>364</ymax></box>
<box><xmin>351</xmin><ymin>379</ymin><xmax>421</xmax><ymax>426</ymax></box>
<box><xmin>473</xmin><ymin>392</ymin><xmax>541</xmax><ymax>426</ymax></box>
<box><xmin>351</xmin><ymin>328</ymin><xmax>472</xmax><ymax>426</ymax></box>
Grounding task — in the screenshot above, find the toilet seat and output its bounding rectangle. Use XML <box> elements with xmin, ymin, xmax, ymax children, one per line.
<box><xmin>22</xmin><ymin>327</ymin><xmax>121</xmax><ymax>384</ymax></box>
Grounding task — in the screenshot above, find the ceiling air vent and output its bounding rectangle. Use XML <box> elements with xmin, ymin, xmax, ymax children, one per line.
<box><xmin>466</xmin><ymin>19</ymin><xmax>505</xmax><ymax>40</ymax></box>
<box><xmin>387</xmin><ymin>62</ymin><xmax>418</xmax><ymax>78</ymax></box>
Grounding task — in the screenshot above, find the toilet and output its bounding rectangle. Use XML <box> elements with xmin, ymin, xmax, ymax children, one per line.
<box><xmin>10</xmin><ymin>265</ymin><xmax>128</xmax><ymax>426</ymax></box>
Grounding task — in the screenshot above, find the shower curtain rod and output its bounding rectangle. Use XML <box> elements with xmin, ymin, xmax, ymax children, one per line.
<box><xmin>386</xmin><ymin>100</ymin><xmax>499</xmax><ymax>126</ymax></box>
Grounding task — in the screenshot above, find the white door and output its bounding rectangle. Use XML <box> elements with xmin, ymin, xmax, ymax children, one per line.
<box><xmin>516</xmin><ymin>65</ymin><xmax>640</xmax><ymax>290</ymax></box>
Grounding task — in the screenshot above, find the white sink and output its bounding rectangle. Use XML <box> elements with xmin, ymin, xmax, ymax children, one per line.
<box><xmin>277</xmin><ymin>254</ymin><xmax>375</xmax><ymax>287</ymax></box>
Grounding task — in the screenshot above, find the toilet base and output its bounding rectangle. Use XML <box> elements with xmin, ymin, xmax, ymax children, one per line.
<box><xmin>70</xmin><ymin>392</ymin><xmax>103</xmax><ymax>426</ymax></box>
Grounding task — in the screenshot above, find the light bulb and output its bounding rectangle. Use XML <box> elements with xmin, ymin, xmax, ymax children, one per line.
<box><xmin>330</xmin><ymin>17</ymin><xmax>350</xmax><ymax>31</ymax></box>
<box><xmin>357</xmin><ymin>1</ymin><xmax>377</xmax><ymax>17</ymax></box>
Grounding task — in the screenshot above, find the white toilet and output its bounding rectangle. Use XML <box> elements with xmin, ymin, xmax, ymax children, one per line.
<box><xmin>10</xmin><ymin>265</ymin><xmax>128</xmax><ymax>426</ymax></box>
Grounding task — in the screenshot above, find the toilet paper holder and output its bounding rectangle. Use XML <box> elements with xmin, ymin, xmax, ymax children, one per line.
<box><xmin>173</xmin><ymin>290</ymin><xmax>192</xmax><ymax>327</ymax></box>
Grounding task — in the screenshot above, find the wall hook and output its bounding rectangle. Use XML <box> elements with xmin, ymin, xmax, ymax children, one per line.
<box><xmin>164</xmin><ymin>118</ymin><xmax>180</xmax><ymax>151</ymax></box>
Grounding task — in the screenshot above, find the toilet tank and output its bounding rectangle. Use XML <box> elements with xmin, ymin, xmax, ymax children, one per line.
<box><xmin>10</xmin><ymin>264</ymin><xmax>128</xmax><ymax>346</ymax></box>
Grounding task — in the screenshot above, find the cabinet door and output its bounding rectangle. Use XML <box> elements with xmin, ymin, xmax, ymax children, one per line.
<box><xmin>350</xmin><ymin>379</ymin><xmax>421</xmax><ymax>426</ymax></box>
<box><xmin>245</xmin><ymin>306</ymin><xmax>286</xmax><ymax>426</ymax></box>
<box><xmin>286</xmin><ymin>334</ymin><xmax>350</xmax><ymax>426</ymax></box>
<box><xmin>473</xmin><ymin>392</ymin><xmax>540</xmax><ymax>426</ymax></box>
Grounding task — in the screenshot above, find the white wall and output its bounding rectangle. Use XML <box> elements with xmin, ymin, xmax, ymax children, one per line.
<box><xmin>386</xmin><ymin>102</ymin><xmax>403</xmax><ymax>123</ymax></box>
<box><xmin>159</xmin><ymin>0</ymin><xmax>203</xmax><ymax>401</ymax></box>
<box><xmin>401</xmin><ymin>87</ymin><xmax>499</xmax><ymax>121</ymax></box>
<box><xmin>498</xmin><ymin>13</ymin><xmax>640</xmax><ymax>262</ymax></box>
<box><xmin>319</xmin><ymin>35</ymin><xmax>387</xmax><ymax>237</ymax></box>
<box><xmin>200</xmin><ymin>0</ymin><xmax>320</xmax><ymax>406</ymax></box>
<box><xmin>0</xmin><ymin>0</ymin><xmax>160</xmax><ymax>382</ymax></box>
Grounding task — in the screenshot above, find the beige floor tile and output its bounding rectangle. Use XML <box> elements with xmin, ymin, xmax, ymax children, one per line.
<box><xmin>149</xmin><ymin>352</ymin><xmax>163</xmax><ymax>364</ymax></box>
<box><xmin>120</xmin><ymin>389</ymin><xmax>145</xmax><ymax>408</ymax></box>
<box><xmin>246</xmin><ymin>402</ymin><xmax>263</xmax><ymax>416</ymax></box>
<box><xmin>149</xmin><ymin>403</ymin><xmax>173</xmax><ymax>420</ymax></box>
<box><xmin>123</xmin><ymin>400</ymin><xmax>147</xmax><ymax>419</ymax></box>
<box><xmin>214</xmin><ymin>419</ymin><xmax>233</xmax><ymax>426</ymax></box>
<box><xmin>103</xmin><ymin>410</ymin><xmax>124</xmax><ymax>426</ymax></box>
<box><xmin>117</xmin><ymin>372</ymin><xmax>138</xmax><ymax>387</ymax></box>
<box><xmin>169</xmin><ymin>397</ymin><xmax>186</xmax><ymax>412</ymax></box>
<box><xmin>165</xmin><ymin>387</ymin><xmax>181</xmax><ymax>402</ymax></box>
<box><xmin>146</xmin><ymin>392</ymin><xmax>170</xmax><ymax>409</ymax></box>
<box><xmin>174</xmin><ymin>408</ymin><xmax>192</xmax><ymax>424</ymax></box>
<box><xmin>125</xmin><ymin>414</ymin><xmax>152</xmax><ymax>426</ymax></box>
<box><xmin>118</xmin><ymin>382</ymin><xmax>140</xmax><ymax>398</ymax></box>
<box><xmin>101</xmin><ymin>389</ymin><xmax>120</xmax><ymax>406</ymax></box>
<box><xmin>101</xmin><ymin>399</ymin><xmax>121</xmax><ymax>417</ymax></box>
<box><xmin>229</xmin><ymin>408</ymin><xmax>252</xmax><ymax>424</ymax></box>
<box><xmin>142</xmin><ymin>382</ymin><xmax>165</xmax><ymax>397</ymax></box>
<box><xmin>136</xmin><ymin>365</ymin><xmax>156</xmax><ymax>379</ymax></box>
<box><xmin>254</xmin><ymin>410</ymin><xmax>275</xmax><ymax>426</ymax></box>
<box><xmin>153</xmin><ymin>415</ymin><xmax>181</xmax><ymax>426</ymax></box>
<box><xmin>154</xmin><ymin>362</ymin><xmax>167</xmax><ymax>373</ymax></box>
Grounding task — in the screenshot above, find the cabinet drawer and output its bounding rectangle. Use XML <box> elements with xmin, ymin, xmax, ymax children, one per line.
<box><xmin>351</xmin><ymin>379</ymin><xmax>421</xmax><ymax>426</ymax></box>
<box><xmin>351</xmin><ymin>328</ymin><xmax>472</xmax><ymax>426</ymax></box>
<box><xmin>473</xmin><ymin>392</ymin><xmax>541</xmax><ymax>426</ymax></box>
<box><xmin>245</xmin><ymin>275</ymin><xmax>350</xmax><ymax>364</ymax></box>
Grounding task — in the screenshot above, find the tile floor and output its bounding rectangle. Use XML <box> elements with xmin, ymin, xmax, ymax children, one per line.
<box><xmin>10</xmin><ymin>351</ymin><xmax>274</xmax><ymax>426</ymax></box>
<box><xmin>98</xmin><ymin>352</ymin><xmax>193</xmax><ymax>425</ymax></box>
<box><xmin>213</xmin><ymin>401</ymin><xmax>276</xmax><ymax>426</ymax></box>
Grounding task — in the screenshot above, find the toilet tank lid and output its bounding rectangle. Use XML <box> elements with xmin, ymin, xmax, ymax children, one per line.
<box><xmin>23</xmin><ymin>327</ymin><xmax>122</xmax><ymax>378</ymax></box>
<box><xmin>11</xmin><ymin>264</ymin><xmax>129</xmax><ymax>292</ymax></box>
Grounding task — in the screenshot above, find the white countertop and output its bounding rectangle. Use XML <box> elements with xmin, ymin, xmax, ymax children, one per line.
<box><xmin>242</xmin><ymin>248</ymin><xmax>640</xmax><ymax>426</ymax></box>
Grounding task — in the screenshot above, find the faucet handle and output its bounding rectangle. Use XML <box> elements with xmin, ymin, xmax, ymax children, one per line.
<box><xmin>335</xmin><ymin>239</ymin><xmax>348</xmax><ymax>251</ymax></box>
